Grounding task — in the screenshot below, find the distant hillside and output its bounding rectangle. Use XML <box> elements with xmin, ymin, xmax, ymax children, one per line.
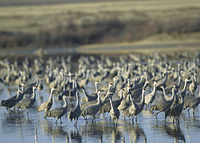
<box><xmin>0</xmin><ymin>0</ymin><xmax>200</xmax><ymax>49</ymax></box>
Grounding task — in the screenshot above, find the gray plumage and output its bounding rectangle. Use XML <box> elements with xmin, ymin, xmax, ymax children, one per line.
<box><xmin>81</xmin><ymin>90</ymin><xmax>103</xmax><ymax>122</ymax></box>
<box><xmin>165</xmin><ymin>94</ymin><xmax>184</xmax><ymax>124</ymax></box>
<box><xmin>21</xmin><ymin>79</ymin><xmax>38</xmax><ymax>94</ymax></box>
<box><xmin>144</xmin><ymin>82</ymin><xmax>157</xmax><ymax>109</ymax></box>
<box><xmin>188</xmin><ymin>73</ymin><xmax>197</xmax><ymax>93</ymax></box>
<box><xmin>156</xmin><ymin>73</ymin><xmax>168</xmax><ymax>89</ymax></box>
<box><xmin>15</xmin><ymin>86</ymin><xmax>37</xmax><ymax>109</ymax></box>
<box><xmin>1</xmin><ymin>88</ymin><xmax>24</xmax><ymax>110</ymax></box>
<box><xmin>80</xmin><ymin>84</ymin><xmax>112</xmax><ymax>110</ymax></box>
<box><xmin>109</xmin><ymin>97</ymin><xmax>120</xmax><ymax>125</ymax></box>
<box><xmin>44</xmin><ymin>95</ymin><xmax>68</xmax><ymax>124</ymax></box>
<box><xmin>129</xmin><ymin>94</ymin><xmax>139</xmax><ymax>122</ymax></box>
<box><xmin>81</xmin><ymin>87</ymin><xmax>97</xmax><ymax>102</ymax></box>
<box><xmin>68</xmin><ymin>92</ymin><xmax>81</xmax><ymax>124</ymax></box>
<box><xmin>37</xmin><ymin>88</ymin><xmax>55</xmax><ymax>112</ymax></box>
<box><xmin>122</xmin><ymin>88</ymin><xmax>145</xmax><ymax>122</ymax></box>
<box><xmin>151</xmin><ymin>85</ymin><xmax>176</xmax><ymax>119</ymax></box>
<box><xmin>184</xmin><ymin>90</ymin><xmax>200</xmax><ymax>115</ymax></box>
<box><xmin>99</xmin><ymin>89</ymin><xmax>124</xmax><ymax>114</ymax></box>
<box><xmin>118</xmin><ymin>93</ymin><xmax>131</xmax><ymax>113</ymax></box>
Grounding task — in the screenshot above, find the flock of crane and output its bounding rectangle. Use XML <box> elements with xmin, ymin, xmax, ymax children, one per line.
<box><xmin>0</xmin><ymin>52</ymin><xmax>199</xmax><ymax>126</ymax></box>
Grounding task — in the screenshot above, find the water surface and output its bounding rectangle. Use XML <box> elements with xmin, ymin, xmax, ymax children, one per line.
<box><xmin>0</xmin><ymin>84</ymin><xmax>199</xmax><ymax>143</ymax></box>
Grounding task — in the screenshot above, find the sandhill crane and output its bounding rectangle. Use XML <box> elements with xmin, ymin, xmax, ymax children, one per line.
<box><xmin>68</xmin><ymin>92</ymin><xmax>81</xmax><ymax>125</ymax></box>
<box><xmin>21</xmin><ymin>79</ymin><xmax>39</xmax><ymax>94</ymax></box>
<box><xmin>180</xmin><ymin>78</ymin><xmax>190</xmax><ymax>95</ymax></box>
<box><xmin>118</xmin><ymin>93</ymin><xmax>131</xmax><ymax>116</ymax></box>
<box><xmin>128</xmin><ymin>94</ymin><xmax>139</xmax><ymax>123</ymax></box>
<box><xmin>76</xmin><ymin>69</ymin><xmax>90</xmax><ymax>88</ymax></box>
<box><xmin>99</xmin><ymin>88</ymin><xmax>124</xmax><ymax>115</ymax></box>
<box><xmin>109</xmin><ymin>96</ymin><xmax>120</xmax><ymax>125</ymax></box>
<box><xmin>15</xmin><ymin>86</ymin><xmax>37</xmax><ymax>110</ymax></box>
<box><xmin>1</xmin><ymin>87</ymin><xmax>24</xmax><ymax>111</ymax></box>
<box><xmin>37</xmin><ymin>88</ymin><xmax>56</xmax><ymax>112</ymax></box>
<box><xmin>156</xmin><ymin>72</ymin><xmax>168</xmax><ymax>90</ymax></box>
<box><xmin>80</xmin><ymin>83</ymin><xmax>112</xmax><ymax>110</ymax></box>
<box><xmin>165</xmin><ymin>93</ymin><xmax>184</xmax><ymax>124</ymax></box>
<box><xmin>122</xmin><ymin>88</ymin><xmax>146</xmax><ymax>122</ymax></box>
<box><xmin>188</xmin><ymin>73</ymin><xmax>197</xmax><ymax>93</ymax></box>
<box><xmin>81</xmin><ymin>81</ymin><xmax>99</xmax><ymax>102</ymax></box>
<box><xmin>130</xmin><ymin>80</ymin><xmax>149</xmax><ymax>102</ymax></box>
<box><xmin>151</xmin><ymin>85</ymin><xmax>176</xmax><ymax>120</ymax></box>
<box><xmin>44</xmin><ymin>95</ymin><xmax>68</xmax><ymax>124</ymax></box>
<box><xmin>81</xmin><ymin>90</ymin><xmax>103</xmax><ymax>123</ymax></box>
<box><xmin>133</xmin><ymin>88</ymin><xmax>146</xmax><ymax>122</ymax></box>
<box><xmin>184</xmin><ymin>90</ymin><xmax>200</xmax><ymax>115</ymax></box>
<box><xmin>145</xmin><ymin>82</ymin><xmax>157</xmax><ymax>110</ymax></box>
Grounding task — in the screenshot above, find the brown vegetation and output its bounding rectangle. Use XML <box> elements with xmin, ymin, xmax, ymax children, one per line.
<box><xmin>0</xmin><ymin>16</ymin><xmax>200</xmax><ymax>49</ymax></box>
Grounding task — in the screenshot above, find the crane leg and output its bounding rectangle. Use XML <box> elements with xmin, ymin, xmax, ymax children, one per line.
<box><xmin>172</xmin><ymin>117</ymin><xmax>175</xmax><ymax>124</ymax></box>
<box><xmin>164</xmin><ymin>115</ymin><xmax>167</xmax><ymax>123</ymax></box>
<box><xmin>187</xmin><ymin>107</ymin><xmax>191</xmax><ymax>112</ymax></box>
<box><xmin>83</xmin><ymin>115</ymin><xmax>88</xmax><ymax>123</ymax></box>
<box><xmin>55</xmin><ymin>119</ymin><xmax>58</xmax><ymax>124</ymax></box>
<box><xmin>177</xmin><ymin>117</ymin><xmax>180</xmax><ymax>125</ymax></box>
<box><xmin>75</xmin><ymin>119</ymin><xmax>78</xmax><ymax>125</ymax></box>
<box><xmin>115</xmin><ymin>119</ymin><xmax>118</xmax><ymax>126</ymax></box>
<box><xmin>192</xmin><ymin>108</ymin><xmax>195</xmax><ymax>116</ymax></box>
<box><xmin>132</xmin><ymin>116</ymin><xmax>135</xmax><ymax>124</ymax></box>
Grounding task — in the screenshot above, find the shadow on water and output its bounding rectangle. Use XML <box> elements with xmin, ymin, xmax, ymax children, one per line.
<box><xmin>79</xmin><ymin>119</ymin><xmax>147</xmax><ymax>143</ymax></box>
<box><xmin>40</xmin><ymin>120</ymin><xmax>67</xmax><ymax>137</ymax></box>
<box><xmin>68</xmin><ymin>127</ymin><xmax>82</xmax><ymax>143</ymax></box>
<box><xmin>1</xmin><ymin>112</ymin><xmax>35</xmax><ymax>141</ymax></box>
<box><xmin>152</xmin><ymin>121</ymin><xmax>185</xmax><ymax>143</ymax></box>
<box><xmin>123</xmin><ymin>121</ymin><xmax>147</xmax><ymax>143</ymax></box>
<box><xmin>182</xmin><ymin>113</ymin><xmax>200</xmax><ymax>130</ymax></box>
<box><xmin>40</xmin><ymin>119</ymin><xmax>82</xmax><ymax>143</ymax></box>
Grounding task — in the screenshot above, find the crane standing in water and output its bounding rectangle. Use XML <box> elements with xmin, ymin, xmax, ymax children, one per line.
<box><xmin>68</xmin><ymin>91</ymin><xmax>82</xmax><ymax>125</ymax></box>
<box><xmin>37</xmin><ymin>88</ymin><xmax>56</xmax><ymax>112</ymax></box>
<box><xmin>15</xmin><ymin>86</ymin><xmax>37</xmax><ymax>111</ymax></box>
<box><xmin>109</xmin><ymin>96</ymin><xmax>120</xmax><ymax>125</ymax></box>
<box><xmin>1</xmin><ymin>87</ymin><xmax>24</xmax><ymax>111</ymax></box>
<box><xmin>44</xmin><ymin>95</ymin><xmax>68</xmax><ymax>124</ymax></box>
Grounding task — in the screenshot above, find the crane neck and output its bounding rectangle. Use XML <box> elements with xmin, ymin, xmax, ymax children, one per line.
<box><xmin>97</xmin><ymin>92</ymin><xmax>101</xmax><ymax>105</ymax></box>
<box><xmin>109</xmin><ymin>98</ymin><xmax>114</xmax><ymax>109</ymax></box>
<box><xmin>194</xmin><ymin>74</ymin><xmax>197</xmax><ymax>83</ymax></box>
<box><xmin>102</xmin><ymin>91</ymin><xmax>110</xmax><ymax>104</ymax></box>
<box><xmin>143</xmin><ymin>80</ymin><xmax>149</xmax><ymax>89</ymax></box>
<box><xmin>181</xmin><ymin>79</ymin><xmax>188</xmax><ymax>94</ymax></box>
<box><xmin>32</xmin><ymin>89</ymin><xmax>36</xmax><ymax>99</ymax></box>
<box><xmin>76</xmin><ymin>94</ymin><xmax>80</xmax><ymax>106</ymax></box>
<box><xmin>152</xmin><ymin>83</ymin><xmax>157</xmax><ymax>94</ymax></box>
<box><xmin>63</xmin><ymin>98</ymin><xmax>68</xmax><ymax>108</ymax></box>
<box><xmin>161</xmin><ymin>87</ymin><xmax>167</xmax><ymax>97</ymax></box>
<box><xmin>140</xmin><ymin>90</ymin><xmax>145</xmax><ymax>105</ymax></box>
<box><xmin>138</xmin><ymin>76</ymin><xmax>144</xmax><ymax>84</ymax></box>
<box><xmin>95</xmin><ymin>82</ymin><xmax>99</xmax><ymax>93</ymax></box>
<box><xmin>177</xmin><ymin>76</ymin><xmax>182</xmax><ymax>88</ymax></box>
<box><xmin>82</xmin><ymin>88</ymin><xmax>88</xmax><ymax>98</ymax></box>
<box><xmin>48</xmin><ymin>90</ymin><xmax>54</xmax><ymax>101</ymax></box>
<box><xmin>113</xmin><ymin>79</ymin><xmax>117</xmax><ymax>88</ymax></box>
<box><xmin>130</xmin><ymin>95</ymin><xmax>135</xmax><ymax>106</ymax></box>
<box><xmin>16</xmin><ymin>91</ymin><xmax>21</xmax><ymax>99</ymax></box>
<box><xmin>119</xmin><ymin>92</ymin><xmax>124</xmax><ymax>101</ymax></box>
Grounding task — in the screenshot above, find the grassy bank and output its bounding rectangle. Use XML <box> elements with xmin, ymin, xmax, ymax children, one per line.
<box><xmin>0</xmin><ymin>0</ymin><xmax>200</xmax><ymax>49</ymax></box>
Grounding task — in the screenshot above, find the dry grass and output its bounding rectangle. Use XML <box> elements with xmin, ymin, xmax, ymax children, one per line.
<box><xmin>0</xmin><ymin>0</ymin><xmax>200</xmax><ymax>49</ymax></box>
<box><xmin>1</xmin><ymin>0</ymin><xmax>200</xmax><ymax>33</ymax></box>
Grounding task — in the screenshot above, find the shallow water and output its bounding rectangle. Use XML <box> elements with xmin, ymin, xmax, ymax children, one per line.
<box><xmin>0</xmin><ymin>84</ymin><xmax>200</xmax><ymax>143</ymax></box>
